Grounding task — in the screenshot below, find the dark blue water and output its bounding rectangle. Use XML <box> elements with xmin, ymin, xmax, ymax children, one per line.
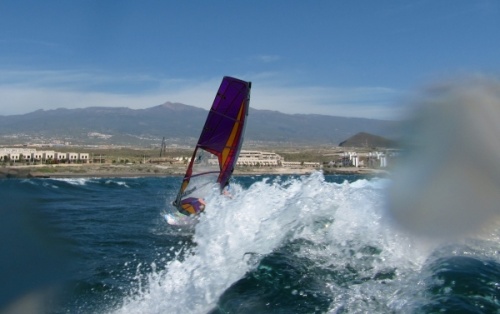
<box><xmin>1</xmin><ymin>173</ymin><xmax>499</xmax><ymax>313</ymax></box>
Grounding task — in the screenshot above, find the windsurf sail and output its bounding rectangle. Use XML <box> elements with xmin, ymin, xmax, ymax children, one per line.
<box><xmin>173</xmin><ymin>76</ymin><xmax>251</xmax><ymax>216</ymax></box>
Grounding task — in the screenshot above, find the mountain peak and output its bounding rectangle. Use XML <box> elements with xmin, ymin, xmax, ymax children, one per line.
<box><xmin>339</xmin><ymin>132</ymin><xmax>398</xmax><ymax>148</ymax></box>
<box><xmin>155</xmin><ymin>102</ymin><xmax>199</xmax><ymax>111</ymax></box>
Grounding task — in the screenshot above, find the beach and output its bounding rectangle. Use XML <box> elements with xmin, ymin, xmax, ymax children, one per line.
<box><xmin>0</xmin><ymin>163</ymin><xmax>387</xmax><ymax>179</ymax></box>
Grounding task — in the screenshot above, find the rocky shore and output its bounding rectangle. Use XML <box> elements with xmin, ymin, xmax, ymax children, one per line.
<box><xmin>0</xmin><ymin>163</ymin><xmax>388</xmax><ymax>179</ymax></box>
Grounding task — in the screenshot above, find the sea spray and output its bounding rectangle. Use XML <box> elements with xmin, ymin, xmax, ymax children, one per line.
<box><xmin>116</xmin><ymin>175</ymin><xmax>310</xmax><ymax>313</ymax></box>
<box><xmin>113</xmin><ymin>173</ymin><xmax>432</xmax><ymax>313</ymax></box>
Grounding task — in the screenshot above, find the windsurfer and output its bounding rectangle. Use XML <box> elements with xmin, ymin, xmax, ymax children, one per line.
<box><xmin>167</xmin><ymin>76</ymin><xmax>250</xmax><ymax>225</ymax></box>
<box><xmin>175</xmin><ymin>197</ymin><xmax>207</xmax><ymax>216</ymax></box>
<box><xmin>222</xmin><ymin>182</ymin><xmax>232</xmax><ymax>198</ymax></box>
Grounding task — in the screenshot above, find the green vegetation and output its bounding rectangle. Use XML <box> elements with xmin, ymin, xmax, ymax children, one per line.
<box><xmin>31</xmin><ymin>167</ymin><xmax>58</xmax><ymax>173</ymax></box>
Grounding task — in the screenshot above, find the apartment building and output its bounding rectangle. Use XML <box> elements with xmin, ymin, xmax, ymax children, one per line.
<box><xmin>237</xmin><ymin>150</ymin><xmax>282</xmax><ymax>166</ymax></box>
<box><xmin>0</xmin><ymin>148</ymin><xmax>90</xmax><ymax>163</ymax></box>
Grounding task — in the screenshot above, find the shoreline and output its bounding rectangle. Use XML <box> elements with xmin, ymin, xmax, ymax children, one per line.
<box><xmin>0</xmin><ymin>164</ymin><xmax>389</xmax><ymax>179</ymax></box>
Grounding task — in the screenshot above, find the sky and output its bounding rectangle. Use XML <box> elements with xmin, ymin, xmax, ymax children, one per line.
<box><xmin>0</xmin><ymin>1</ymin><xmax>499</xmax><ymax>120</ymax></box>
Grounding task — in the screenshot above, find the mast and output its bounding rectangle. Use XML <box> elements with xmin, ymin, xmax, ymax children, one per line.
<box><xmin>160</xmin><ymin>137</ymin><xmax>166</xmax><ymax>157</ymax></box>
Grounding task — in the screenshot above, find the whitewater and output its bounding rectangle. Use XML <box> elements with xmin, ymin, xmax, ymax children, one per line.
<box><xmin>2</xmin><ymin>172</ymin><xmax>500</xmax><ymax>313</ymax></box>
<box><xmin>116</xmin><ymin>172</ymin><xmax>430</xmax><ymax>313</ymax></box>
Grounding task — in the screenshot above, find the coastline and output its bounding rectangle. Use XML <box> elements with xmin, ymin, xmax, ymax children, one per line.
<box><xmin>0</xmin><ymin>164</ymin><xmax>388</xmax><ymax>179</ymax></box>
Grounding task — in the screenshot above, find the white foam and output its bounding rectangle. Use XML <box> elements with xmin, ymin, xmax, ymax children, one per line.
<box><xmin>51</xmin><ymin>178</ymin><xmax>93</xmax><ymax>185</ymax></box>
<box><xmin>105</xmin><ymin>180</ymin><xmax>130</xmax><ymax>188</ymax></box>
<box><xmin>114</xmin><ymin>172</ymin><xmax>430</xmax><ymax>313</ymax></box>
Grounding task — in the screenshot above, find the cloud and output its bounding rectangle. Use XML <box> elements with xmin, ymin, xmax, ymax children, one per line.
<box><xmin>0</xmin><ymin>86</ymin><xmax>168</xmax><ymax>114</ymax></box>
<box><xmin>252</xmin><ymin>84</ymin><xmax>404</xmax><ymax>120</ymax></box>
<box><xmin>0</xmin><ymin>69</ymin><xmax>404</xmax><ymax>120</ymax></box>
<box><xmin>254</xmin><ymin>55</ymin><xmax>281</xmax><ymax>63</ymax></box>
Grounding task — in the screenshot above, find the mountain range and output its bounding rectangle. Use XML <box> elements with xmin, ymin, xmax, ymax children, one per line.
<box><xmin>0</xmin><ymin>102</ymin><xmax>403</xmax><ymax>147</ymax></box>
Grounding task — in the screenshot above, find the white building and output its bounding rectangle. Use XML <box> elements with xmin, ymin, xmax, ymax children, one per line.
<box><xmin>379</xmin><ymin>155</ymin><xmax>387</xmax><ymax>167</ymax></box>
<box><xmin>343</xmin><ymin>152</ymin><xmax>360</xmax><ymax>167</ymax></box>
<box><xmin>42</xmin><ymin>151</ymin><xmax>55</xmax><ymax>161</ymax></box>
<box><xmin>282</xmin><ymin>161</ymin><xmax>321</xmax><ymax>169</ymax></box>
<box><xmin>22</xmin><ymin>153</ymin><xmax>32</xmax><ymax>162</ymax></box>
<box><xmin>79</xmin><ymin>153</ymin><xmax>90</xmax><ymax>163</ymax></box>
<box><xmin>0</xmin><ymin>147</ymin><xmax>92</xmax><ymax>164</ymax></box>
<box><xmin>281</xmin><ymin>161</ymin><xmax>301</xmax><ymax>167</ymax></box>
<box><xmin>366</xmin><ymin>151</ymin><xmax>388</xmax><ymax>168</ymax></box>
<box><xmin>32</xmin><ymin>151</ymin><xmax>43</xmax><ymax>162</ymax></box>
<box><xmin>0</xmin><ymin>148</ymin><xmax>36</xmax><ymax>155</ymax></box>
<box><xmin>66</xmin><ymin>153</ymin><xmax>79</xmax><ymax>163</ymax></box>
<box><xmin>237</xmin><ymin>150</ymin><xmax>282</xmax><ymax>166</ymax></box>
<box><xmin>55</xmin><ymin>152</ymin><xmax>67</xmax><ymax>161</ymax></box>
<box><xmin>9</xmin><ymin>153</ymin><xmax>20</xmax><ymax>162</ymax></box>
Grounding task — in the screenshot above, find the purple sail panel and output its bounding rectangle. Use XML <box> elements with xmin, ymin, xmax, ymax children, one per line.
<box><xmin>198</xmin><ymin>77</ymin><xmax>250</xmax><ymax>153</ymax></box>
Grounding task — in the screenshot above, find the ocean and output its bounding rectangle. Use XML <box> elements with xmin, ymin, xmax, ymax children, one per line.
<box><xmin>2</xmin><ymin>172</ymin><xmax>500</xmax><ymax>313</ymax></box>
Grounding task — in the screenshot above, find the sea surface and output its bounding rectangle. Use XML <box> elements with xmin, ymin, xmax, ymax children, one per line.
<box><xmin>2</xmin><ymin>172</ymin><xmax>500</xmax><ymax>313</ymax></box>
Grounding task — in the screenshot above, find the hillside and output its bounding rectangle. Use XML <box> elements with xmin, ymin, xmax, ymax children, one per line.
<box><xmin>0</xmin><ymin>102</ymin><xmax>403</xmax><ymax>147</ymax></box>
<box><xmin>339</xmin><ymin>132</ymin><xmax>398</xmax><ymax>148</ymax></box>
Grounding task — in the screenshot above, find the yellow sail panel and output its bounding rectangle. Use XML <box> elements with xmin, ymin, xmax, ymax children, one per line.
<box><xmin>221</xmin><ymin>101</ymin><xmax>246</xmax><ymax>167</ymax></box>
<box><xmin>180</xmin><ymin>179</ymin><xmax>189</xmax><ymax>194</ymax></box>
